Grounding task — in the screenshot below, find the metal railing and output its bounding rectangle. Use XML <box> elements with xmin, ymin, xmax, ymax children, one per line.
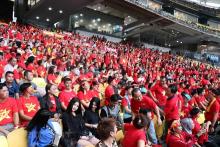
<box><xmin>27</xmin><ymin>0</ymin><xmax>41</xmax><ymax>9</ymax></box>
<box><xmin>125</xmin><ymin>0</ymin><xmax>220</xmax><ymax>38</ymax></box>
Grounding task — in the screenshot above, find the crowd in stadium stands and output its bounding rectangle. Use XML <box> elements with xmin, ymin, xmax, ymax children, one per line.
<box><xmin>128</xmin><ymin>0</ymin><xmax>220</xmax><ymax>36</ymax></box>
<box><xmin>0</xmin><ymin>22</ymin><xmax>220</xmax><ymax>147</ymax></box>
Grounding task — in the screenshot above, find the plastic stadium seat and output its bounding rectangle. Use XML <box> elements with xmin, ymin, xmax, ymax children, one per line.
<box><xmin>7</xmin><ymin>128</ymin><xmax>28</xmax><ymax>147</ymax></box>
<box><xmin>116</xmin><ymin>130</ymin><xmax>124</xmax><ymax>142</ymax></box>
<box><xmin>0</xmin><ymin>136</ymin><xmax>8</xmax><ymax>147</ymax></box>
<box><xmin>85</xmin><ymin>145</ymin><xmax>95</xmax><ymax>147</ymax></box>
<box><xmin>197</xmin><ymin>112</ymin><xmax>205</xmax><ymax>124</ymax></box>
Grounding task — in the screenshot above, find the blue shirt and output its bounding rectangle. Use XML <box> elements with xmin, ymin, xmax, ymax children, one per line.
<box><xmin>28</xmin><ymin>120</ymin><xmax>55</xmax><ymax>147</ymax></box>
<box><xmin>5</xmin><ymin>80</ymin><xmax>19</xmax><ymax>98</ymax></box>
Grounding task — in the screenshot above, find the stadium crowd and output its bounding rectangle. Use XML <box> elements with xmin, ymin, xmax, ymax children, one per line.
<box><xmin>0</xmin><ymin>22</ymin><xmax>220</xmax><ymax>147</ymax></box>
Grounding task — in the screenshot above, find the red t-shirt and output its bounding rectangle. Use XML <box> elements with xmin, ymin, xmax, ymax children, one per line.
<box><xmin>0</xmin><ymin>98</ymin><xmax>18</xmax><ymax>126</ymax></box>
<box><xmin>192</xmin><ymin>118</ymin><xmax>208</xmax><ymax>145</ymax></box>
<box><xmin>77</xmin><ymin>90</ymin><xmax>93</xmax><ymax>102</ymax></box>
<box><xmin>205</xmin><ymin>99</ymin><xmax>219</xmax><ymax>121</ymax></box>
<box><xmin>49</xmin><ymin>96</ymin><xmax>57</xmax><ymax>112</ymax></box>
<box><xmin>164</xmin><ymin>95</ymin><xmax>180</xmax><ymax>121</ymax></box>
<box><xmin>17</xmin><ymin>96</ymin><xmax>40</xmax><ymax>126</ymax></box>
<box><xmin>150</xmin><ymin>83</ymin><xmax>166</xmax><ymax>106</ymax></box>
<box><xmin>131</xmin><ymin>96</ymin><xmax>157</xmax><ymax>114</ymax></box>
<box><xmin>59</xmin><ymin>90</ymin><xmax>77</xmax><ymax>108</ymax></box>
<box><xmin>166</xmin><ymin>132</ymin><xmax>194</xmax><ymax>147</ymax></box>
<box><xmin>122</xmin><ymin>123</ymin><xmax>146</xmax><ymax>147</ymax></box>
<box><xmin>104</xmin><ymin>85</ymin><xmax>115</xmax><ymax>105</ymax></box>
<box><xmin>47</xmin><ymin>74</ymin><xmax>57</xmax><ymax>84</ymax></box>
<box><xmin>181</xmin><ymin>105</ymin><xmax>192</xmax><ymax>119</ymax></box>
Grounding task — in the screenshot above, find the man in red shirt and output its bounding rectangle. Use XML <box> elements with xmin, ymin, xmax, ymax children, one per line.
<box><xmin>0</xmin><ymin>83</ymin><xmax>19</xmax><ymax>136</ymax></box>
<box><xmin>150</xmin><ymin>76</ymin><xmax>167</xmax><ymax>107</ymax></box>
<box><xmin>104</xmin><ymin>76</ymin><xmax>118</xmax><ymax>105</ymax></box>
<box><xmin>59</xmin><ymin>78</ymin><xmax>76</xmax><ymax>110</ymax></box>
<box><xmin>131</xmin><ymin>88</ymin><xmax>162</xmax><ymax>126</ymax></box>
<box><xmin>164</xmin><ymin>84</ymin><xmax>180</xmax><ymax>136</ymax></box>
<box><xmin>205</xmin><ymin>88</ymin><xmax>220</xmax><ymax>133</ymax></box>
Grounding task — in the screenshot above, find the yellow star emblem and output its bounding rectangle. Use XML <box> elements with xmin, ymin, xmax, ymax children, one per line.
<box><xmin>25</xmin><ymin>103</ymin><xmax>36</xmax><ymax>112</ymax></box>
<box><xmin>0</xmin><ymin>109</ymin><xmax>11</xmax><ymax>122</ymax></box>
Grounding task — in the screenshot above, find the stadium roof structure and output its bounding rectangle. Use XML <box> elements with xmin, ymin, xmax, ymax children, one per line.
<box><xmin>186</xmin><ymin>0</ymin><xmax>220</xmax><ymax>9</ymax></box>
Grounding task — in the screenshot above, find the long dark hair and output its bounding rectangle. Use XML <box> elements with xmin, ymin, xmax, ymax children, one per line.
<box><xmin>48</xmin><ymin>66</ymin><xmax>56</xmax><ymax>74</ymax></box>
<box><xmin>43</xmin><ymin>83</ymin><xmax>55</xmax><ymax>109</ymax></box>
<box><xmin>26</xmin><ymin>108</ymin><xmax>51</xmax><ymax>132</ymax></box>
<box><xmin>66</xmin><ymin>97</ymin><xmax>82</xmax><ymax>116</ymax></box>
<box><xmin>88</xmin><ymin>97</ymin><xmax>100</xmax><ymax>112</ymax></box>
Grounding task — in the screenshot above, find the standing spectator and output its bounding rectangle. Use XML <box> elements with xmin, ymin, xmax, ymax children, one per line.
<box><xmin>122</xmin><ymin>114</ymin><xmax>151</xmax><ymax>147</ymax></box>
<box><xmin>0</xmin><ymin>83</ymin><xmax>19</xmax><ymax>136</ymax></box>
<box><xmin>164</xmin><ymin>84</ymin><xmax>180</xmax><ymax>136</ymax></box>
<box><xmin>131</xmin><ymin>88</ymin><xmax>162</xmax><ymax>125</ymax></box>
<box><xmin>4</xmin><ymin>71</ymin><xmax>19</xmax><ymax>99</ymax></box>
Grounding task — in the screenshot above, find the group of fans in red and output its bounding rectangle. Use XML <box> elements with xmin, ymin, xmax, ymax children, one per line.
<box><xmin>0</xmin><ymin>22</ymin><xmax>220</xmax><ymax>147</ymax></box>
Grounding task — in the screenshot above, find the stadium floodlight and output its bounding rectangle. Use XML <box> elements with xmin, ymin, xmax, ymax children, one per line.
<box><xmin>36</xmin><ymin>16</ymin><xmax>40</xmax><ymax>19</ymax></box>
<box><xmin>46</xmin><ymin>18</ymin><xmax>50</xmax><ymax>22</ymax></box>
<box><xmin>48</xmin><ymin>7</ymin><xmax>52</xmax><ymax>11</ymax></box>
<box><xmin>59</xmin><ymin>10</ymin><xmax>63</xmax><ymax>14</ymax></box>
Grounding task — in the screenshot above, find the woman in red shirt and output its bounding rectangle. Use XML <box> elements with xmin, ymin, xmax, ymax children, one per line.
<box><xmin>122</xmin><ymin>115</ymin><xmax>151</xmax><ymax>147</ymax></box>
<box><xmin>40</xmin><ymin>84</ymin><xmax>62</xmax><ymax>119</ymax></box>
<box><xmin>190</xmin><ymin>108</ymin><xmax>211</xmax><ymax>145</ymax></box>
<box><xmin>47</xmin><ymin>66</ymin><xmax>58</xmax><ymax>85</ymax></box>
<box><xmin>17</xmin><ymin>83</ymin><xmax>40</xmax><ymax>126</ymax></box>
<box><xmin>166</xmin><ymin>120</ymin><xmax>194</xmax><ymax>147</ymax></box>
<box><xmin>77</xmin><ymin>80</ymin><xmax>93</xmax><ymax>109</ymax></box>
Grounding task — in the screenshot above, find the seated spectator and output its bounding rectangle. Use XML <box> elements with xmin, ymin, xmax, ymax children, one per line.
<box><xmin>17</xmin><ymin>83</ymin><xmax>40</xmax><ymax>127</ymax></box>
<box><xmin>62</xmin><ymin>98</ymin><xmax>99</xmax><ymax>147</ymax></box>
<box><xmin>121</xmin><ymin>85</ymin><xmax>133</xmax><ymax>123</ymax></box>
<box><xmin>27</xmin><ymin>108</ymin><xmax>61</xmax><ymax>147</ymax></box>
<box><xmin>47</xmin><ymin>66</ymin><xmax>59</xmax><ymax>85</ymax></box>
<box><xmin>77</xmin><ymin>80</ymin><xmax>93</xmax><ymax>109</ymax></box>
<box><xmin>84</xmin><ymin>97</ymin><xmax>101</xmax><ymax>137</ymax></box>
<box><xmin>180</xmin><ymin>92</ymin><xmax>192</xmax><ymax>119</ymax></box>
<box><xmin>4</xmin><ymin>57</ymin><xmax>17</xmax><ymax>74</ymax></box>
<box><xmin>59</xmin><ymin>77</ymin><xmax>77</xmax><ymax>110</ymax></box>
<box><xmin>122</xmin><ymin>114</ymin><xmax>151</xmax><ymax>147</ymax></box>
<box><xmin>0</xmin><ymin>83</ymin><xmax>19</xmax><ymax>136</ymax></box>
<box><xmin>105</xmin><ymin>76</ymin><xmax>118</xmax><ymax>105</ymax></box>
<box><xmin>190</xmin><ymin>107</ymin><xmax>211</xmax><ymax>145</ymax></box>
<box><xmin>96</xmin><ymin>118</ymin><xmax>118</xmax><ymax>147</ymax></box>
<box><xmin>166</xmin><ymin>120</ymin><xmax>194</xmax><ymax>147</ymax></box>
<box><xmin>100</xmin><ymin>94</ymin><xmax>123</xmax><ymax>126</ymax></box>
<box><xmin>40</xmin><ymin>84</ymin><xmax>62</xmax><ymax>119</ymax></box>
<box><xmin>4</xmin><ymin>71</ymin><xmax>19</xmax><ymax>99</ymax></box>
<box><xmin>19</xmin><ymin>70</ymin><xmax>41</xmax><ymax>100</ymax></box>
